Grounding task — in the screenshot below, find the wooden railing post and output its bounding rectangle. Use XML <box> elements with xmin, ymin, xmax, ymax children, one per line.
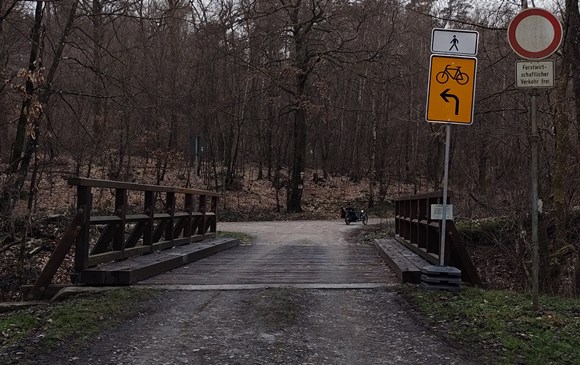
<box><xmin>199</xmin><ymin>195</ymin><xmax>207</xmax><ymax>235</ymax></box>
<box><xmin>74</xmin><ymin>186</ymin><xmax>91</xmax><ymax>282</ymax></box>
<box><xmin>184</xmin><ymin>193</ymin><xmax>193</xmax><ymax>238</ymax></box>
<box><xmin>395</xmin><ymin>200</ymin><xmax>400</xmax><ymax>235</ymax></box>
<box><xmin>410</xmin><ymin>198</ymin><xmax>418</xmax><ymax>244</ymax></box>
<box><xmin>113</xmin><ymin>188</ymin><xmax>127</xmax><ymax>251</ymax></box>
<box><xmin>165</xmin><ymin>192</ymin><xmax>175</xmax><ymax>242</ymax></box>
<box><xmin>418</xmin><ymin>197</ymin><xmax>427</xmax><ymax>251</ymax></box>
<box><xmin>404</xmin><ymin>199</ymin><xmax>410</xmax><ymax>238</ymax></box>
<box><xmin>143</xmin><ymin>191</ymin><xmax>154</xmax><ymax>246</ymax></box>
<box><xmin>210</xmin><ymin>196</ymin><xmax>218</xmax><ymax>233</ymax></box>
<box><xmin>427</xmin><ymin>196</ymin><xmax>438</xmax><ymax>255</ymax></box>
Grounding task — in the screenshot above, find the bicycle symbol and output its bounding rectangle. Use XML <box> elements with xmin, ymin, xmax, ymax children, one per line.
<box><xmin>436</xmin><ymin>64</ymin><xmax>469</xmax><ymax>85</ymax></box>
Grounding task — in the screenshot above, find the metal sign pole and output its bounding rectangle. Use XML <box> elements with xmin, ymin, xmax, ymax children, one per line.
<box><xmin>439</xmin><ymin>124</ymin><xmax>451</xmax><ymax>266</ymax></box>
<box><xmin>530</xmin><ymin>90</ymin><xmax>539</xmax><ymax>310</ymax></box>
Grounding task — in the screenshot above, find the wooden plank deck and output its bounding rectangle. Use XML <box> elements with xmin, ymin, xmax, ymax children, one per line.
<box><xmin>374</xmin><ymin>238</ymin><xmax>430</xmax><ymax>283</ymax></box>
<box><xmin>80</xmin><ymin>238</ymin><xmax>239</xmax><ymax>285</ymax></box>
<box><xmin>139</xmin><ymin>242</ymin><xmax>396</xmax><ymax>286</ymax></box>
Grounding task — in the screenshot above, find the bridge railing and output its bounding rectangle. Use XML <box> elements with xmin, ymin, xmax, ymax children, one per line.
<box><xmin>27</xmin><ymin>178</ymin><xmax>218</xmax><ymax>299</ymax></box>
<box><xmin>394</xmin><ymin>191</ymin><xmax>481</xmax><ymax>285</ymax></box>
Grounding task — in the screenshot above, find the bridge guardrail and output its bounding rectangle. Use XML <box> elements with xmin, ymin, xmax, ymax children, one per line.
<box><xmin>27</xmin><ymin>178</ymin><xmax>219</xmax><ymax>299</ymax></box>
<box><xmin>394</xmin><ymin>191</ymin><xmax>481</xmax><ymax>285</ymax></box>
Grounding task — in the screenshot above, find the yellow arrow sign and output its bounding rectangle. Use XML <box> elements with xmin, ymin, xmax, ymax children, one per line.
<box><xmin>426</xmin><ymin>55</ymin><xmax>477</xmax><ymax>125</ymax></box>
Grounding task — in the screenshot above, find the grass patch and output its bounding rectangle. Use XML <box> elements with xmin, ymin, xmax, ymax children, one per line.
<box><xmin>0</xmin><ymin>288</ymin><xmax>157</xmax><ymax>351</ymax></box>
<box><xmin>218</xmin><ymin>231</ymin><xmax>254</xmax><ymax>244</ymax></box>
<box><xmin>400</xmin><ymin>285</ymin><xmax>580</xmax><ymax>365</ymax></box>
<box><xmin>0</xmin><ymin>312</ymin><xmax>37</xmax><ymax>344</ymax></box>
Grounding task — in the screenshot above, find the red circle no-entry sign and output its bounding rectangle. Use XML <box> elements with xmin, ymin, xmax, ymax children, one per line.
<box><xmin>507</xmin><ymin>8</ymin><xmax>562</xmax><ymax>60</ymax></box>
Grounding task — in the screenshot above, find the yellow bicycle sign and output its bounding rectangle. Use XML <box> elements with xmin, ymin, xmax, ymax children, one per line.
<box><xmin>426</xmin><ymin>55</ymin><xmax>477</xmax><ymax>125</ymax></box>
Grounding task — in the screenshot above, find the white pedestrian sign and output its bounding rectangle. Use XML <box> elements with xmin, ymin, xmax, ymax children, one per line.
<box><xmin>431</xmin><ymin>28</ymin><xmax>479</xmax><ymax>56</ymax></box>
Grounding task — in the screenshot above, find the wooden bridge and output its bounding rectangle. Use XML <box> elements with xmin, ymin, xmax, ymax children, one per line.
<box><xmin>24</xmin><ymin>178</ymin><xmax>238</xmax><ymax>300</ymax></box>
<box><xmin>23</xmin><ymin>180</ymin><xmax>479</xmax><ymax>300</ymax></box>
<box><xmin>379</xmin><ymin>192</ymin><xmax>481</xmax><ymax>286</ymax></box>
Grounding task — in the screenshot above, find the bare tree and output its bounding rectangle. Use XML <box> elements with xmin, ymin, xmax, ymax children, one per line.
<box><xmin>1</xmin><ymin>0</ymin><xmax>79</xmax><ymax>219</ymax></box>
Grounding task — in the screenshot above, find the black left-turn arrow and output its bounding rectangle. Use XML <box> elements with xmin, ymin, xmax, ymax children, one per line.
<box><xmin>440</xmin><ymin>88</ymin><xmax>459</xmax><ymax>115</ymax></box>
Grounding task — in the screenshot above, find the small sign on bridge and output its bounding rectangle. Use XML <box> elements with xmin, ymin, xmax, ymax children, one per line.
<box><xmin>430</xmin><ymin>204</ymin><xmax>453</xmax><ymax>221</ymax></box>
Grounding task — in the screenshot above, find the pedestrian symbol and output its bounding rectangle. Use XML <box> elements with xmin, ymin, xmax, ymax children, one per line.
<box><xmin>449</xmin><ymin>35</ymin><xmax>459</xmax><ymax>51</ymax></box>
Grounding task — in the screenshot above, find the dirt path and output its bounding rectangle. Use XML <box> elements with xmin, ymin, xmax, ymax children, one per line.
<box><xmin>50</xmin><ymin>221</ymin><xmax>476</xmax><ymax>364</ymax></box>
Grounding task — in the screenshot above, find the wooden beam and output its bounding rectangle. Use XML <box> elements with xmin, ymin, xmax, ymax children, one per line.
<box><xmin>68</xmin><ymin>177</ymin><xmax>219</xmax><ymax>196</ymax></box>
<box><xmin>113</xmin><ymin>189</ymin><xmax>127</xmax><ymax>251</ymax></box>
<box><xmin>87</xmin><ymin>234</ymin><xmax>216</xmax><ymax>267</ymax></box>
<box><xmin>74</xmin><ymin>187</ymin><xmax>91</xmax><ymax>278</ymax></box>
<box><xmin>165</xmin><ymin>192</ymin><xmax>175</xmax><ymax>242</ymax></box>
<box><xmin>90</xmin><ymin>223</ymin><xmax>114</xmax><ymax>254</ymax></box>
<box><xmin>143</xmin><ymin>191</ymin><xmax>154</xmax><ymax>245</ymax></box>
<box><xmin>125</xmin><ymin>221</ymin><xmax>145</xmax><ymax>249</ymax></box>
<box><xmin>27</xmin><ymin>210</ymin><xmax>85</xmax><ymax>300</ymax></box>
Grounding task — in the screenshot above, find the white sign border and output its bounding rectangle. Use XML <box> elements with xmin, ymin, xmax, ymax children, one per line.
<box><xmin>431</xmin><ymin>28</ymin><xmax>479</xmax><ymax>56</ymax></box>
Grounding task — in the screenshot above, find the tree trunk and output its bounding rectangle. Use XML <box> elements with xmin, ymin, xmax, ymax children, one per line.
<box><xmin>92</xmin><ymin>0</ymin><xmax>104</xmax><ymax>143</ymax></box>
<box><xmin>286</xmin><ymin>2</ymin><xmax>313</xmax><ymax>213</ymax></box>
<box><xmin>0</xmin><ymin>0</ymin><xmax>11</xmax><ymax>162</ymax></box>
<box><xmin>1</xmin><ymin>0</ymin><xmax>78</xmax><ymax>219</ymax></box>
<box><xmin>551</xmin><ymin>0</ymin><xmax>577</xmax><ymax>294</ymax></box>
<box><xmin>368</xmin><ymin>95</ymin><xmax>377</xmax><ymax>208</ymax></box>
<box><xmin>8</xmin><ymin>1</ymin><xmax>44</xmax><ymax>175</ymax></box>
<box><xmin>287</xmin><ymin>105</ymin><xmax>307</xmax><ymax>212</ymax></box>
<box><xmin>567</xmin><ymin>0</ymin><xmax>580</xmax><ymax>295</ymax></box>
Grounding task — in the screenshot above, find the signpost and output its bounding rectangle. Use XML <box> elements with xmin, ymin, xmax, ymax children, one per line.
<box><xmin>426</xmin><ymin>29</ymin><xmax>478</xmax><ymax>269</ymax></box>
<box><xmin>507</xmin><ymin>7</ymin><xmax>563</xmax><ymax>311</ymax></box>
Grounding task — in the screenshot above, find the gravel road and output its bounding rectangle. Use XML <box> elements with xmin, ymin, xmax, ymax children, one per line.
<box><xmin>34</xmin><ymin>220</ymin><xmax>477</xmax><ymax>364</ymax></box>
